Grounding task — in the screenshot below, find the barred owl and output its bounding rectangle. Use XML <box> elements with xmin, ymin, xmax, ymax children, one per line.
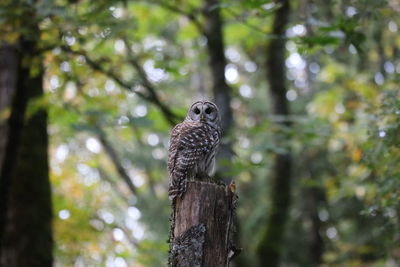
<box><xmin>168</xmin><ymin>100</ymin><xmax>221</xmax><ymax>200</ymax></box>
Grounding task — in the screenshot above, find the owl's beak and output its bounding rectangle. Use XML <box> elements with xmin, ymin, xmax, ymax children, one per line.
<box><xmin>200</xmin><ymin>114</ymin><xmax>205</xmax><ymax>122</ymax></box>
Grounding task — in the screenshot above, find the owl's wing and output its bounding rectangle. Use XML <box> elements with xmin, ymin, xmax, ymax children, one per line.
<box><xmin>168</xmin><ymin>122</ymin><xmax>199</xmax><ymax>179</ymax></box>
<box><xmin>168</xmin><ymin>122</ymin><xmax>219</xmax><ymax>199</ymax></box>
<box><xmin>167</xmin><ymin>123</ymin><xmax>184</xmax><ymax>176</ymax></box>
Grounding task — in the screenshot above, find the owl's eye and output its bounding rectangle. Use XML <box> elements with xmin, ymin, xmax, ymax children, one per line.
<box><xmin>194</xmin><ymin>108</ymin><xmax>201</xmax><ymax>114</ymax></box>
<box><xmin>205</xmin><ymin>107</ymin><xmax>212</xmax><ymax>114</ymax></box>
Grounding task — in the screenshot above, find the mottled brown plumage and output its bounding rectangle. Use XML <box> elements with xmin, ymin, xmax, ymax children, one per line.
<box><xmin>168</xmin><ymin>100</ymin><xmax>221</xmax><ymax>200</ymax></box>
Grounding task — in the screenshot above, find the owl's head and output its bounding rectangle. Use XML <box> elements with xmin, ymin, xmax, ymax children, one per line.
<box><xmin>187</xmin><ymin>100</ymin><xmax>220</xmax><ymax>128</ymax></box>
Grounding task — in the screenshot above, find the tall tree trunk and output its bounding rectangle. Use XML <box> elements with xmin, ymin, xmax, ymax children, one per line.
<box><xmin>0</xmin><ymin>45</ymin><xmax>19</xmax><ymax>169</ymax></box>
<box><xmin>257</xmin><ymin>0</ymin><xmax>292</xmax><ymax>266</ymax></box>
<box><xmin>0</xmin><ymin>27</ymin><xmax>53</xmax><ymax>267</ymax></box>
<box><xmin>306</xmin><ymin>186</ymin><xmax>324</xmax><ymax>265</ymax></box>
<box><xmin>0</xmin><ymin>45</ymin><xmax>20</xmax><ymax>242</ymax></box>
<box><xmin>202</xmin><ymin>0</ymin><xmax>234</xmax><ymax>182</ymax></box>
<box><xmin>202</xmin><ymin>3</ymin><xmax>244</xmax><ymax>266</ymax></box>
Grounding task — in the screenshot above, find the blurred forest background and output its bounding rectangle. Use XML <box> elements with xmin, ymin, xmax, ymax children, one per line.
<box><xmin>0</xmin><ymin>0</ymin><xmax>399</xmax><ymax>266</ymax></box>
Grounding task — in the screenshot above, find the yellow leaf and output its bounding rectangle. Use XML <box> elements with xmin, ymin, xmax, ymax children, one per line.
<box><xmin>351</xmin><ymin>147</ymin><xmax>362</xmax><ymax>162</ymax></box>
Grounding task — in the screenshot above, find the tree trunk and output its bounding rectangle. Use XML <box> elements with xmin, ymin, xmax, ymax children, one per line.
<box><xmin>0</xmin><ymin>45</ymin><xmax>19</xmax><ymax>168</ymax></box>
<box><xmin>169</xmin><ymin>181</ymin><xmax>237</xmax><ymax>267</ymax></box>
<box><xmin>0</xmin><ymin>45</ymin><xmax>20</xmax><ymax>244</ymax></box>
<box><xmin>306</xmin><ymin>186</ymin><xmax>324</xmax><ymax>265</ymax></box>
<box><xmin>202</xmin><ymin>4</ymin><xmax>244</xmax><ymax>265</ymax></box>
<box><xmin>303</xmin><ymin>149</ymin><xmax>328</xmax><ymax>266</ymax></box>
<box><xmin>0</xmin><ymin>29</ymin><xmax>53</xmax><ymax>267</ymax></box>
<box><xmin>257</xmin><ymin>0</ymin><xmax>292</xmax><ymax>266</ymax></box>
<box><xmin>202</xmin><ymin>0</ymin><xmax>234</xmax><ymax>182</ymax></box>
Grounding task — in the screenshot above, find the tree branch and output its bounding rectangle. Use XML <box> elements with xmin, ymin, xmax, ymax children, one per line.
<box><xmin>93</xmin><ymin>213</ymin><xmax>139</xmax><ymax>248</ymax></box>
<box><xmin>61</xmin><ymin>45</ymin><xmax>181</xmax><ymax>126</ymax></box>
<box><xmin>97</xmin><ymin>167</ymin><xmax>130</xmax><ymax>203</ymax></box>
<box><xmin>97</xmin><ymin>131</ymin><xmax>137</xmax><ymax>196</ymax></box>
<box><xmin>130</xmin><ymin>122</ymin><xmax>157</xmax><ymax>197</ymax></box>
<box><xmin>147</xmin><ymin>0</ymin><xmax>204</xmax><ymax>33</ymax></box>
<box><xmin>223</xmin><ymin>8</ymin><xmax>278</xmax><ymax>37</ymax></box>
<box><xmin>122</xmin><ymin>38</ymin><xmax>183</xmax><ymax>126</ymax></box>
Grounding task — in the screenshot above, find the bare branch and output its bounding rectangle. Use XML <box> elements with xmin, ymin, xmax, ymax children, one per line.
<box><xmin>223</xmin><ymin>8</ymin><xmax>279</xmax><ymax>38</ymax></box>
<box><xmin>122</xmin><ymin>38</ymin><xmax>183</xmax><ymax>125</ymax></box>
<box><xmin>97</xmin><ymin>131</ymin><xmax>137</xmax><ymax>196</ymax></box>
<box><xmin>130</xmin><ymin>122</ymin><xmax>157</xmax><ymax>197</ymax></box>
<box><xmin>93</xmin><ymin>213</ymin><xmax>139</xmax><ymax>248</ymax></box>
<box><xmin>97</xmin><ymin>167</ymin><xmax>130</xmax><ymax>203</ymax></box>
<box><xmin>61</xmin><ymin>45</ymin><xmax>181</xmax><ymax>126</ymax></box>
<box><xmin>147</xmin><ymin>0</ymin><xmax>204</xmax><ymax>33</ymax></box>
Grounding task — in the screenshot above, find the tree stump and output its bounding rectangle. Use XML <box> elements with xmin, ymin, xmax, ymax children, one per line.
<box><xmin>169</xmin><ymin>181</ymin><xmax>238</xmax><ymax>267</ymax></box>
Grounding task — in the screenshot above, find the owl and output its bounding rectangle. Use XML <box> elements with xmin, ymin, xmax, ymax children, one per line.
<box><xmin>168</xmin><ymin>100</ymin><xmax>221</xmax><ymax>200</ymax></box>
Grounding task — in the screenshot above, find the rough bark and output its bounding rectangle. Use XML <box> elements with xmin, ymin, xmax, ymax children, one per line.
<box><xmin>0</xmin><ymin>45</ymin><xmax>19</xmax><ymax>167</ymax></box>
<box><xmin>257</xmin><ymin>0</ymin><xmax>292</xmax><ymax>266</ymax></box>
<box><xmin>169</xmin><ymin>181</ymin><xmax>237</xmax><ymax>267</ymax></box>
<box><xmin>0</xmin><ymin>45</ymin><xmax>30</xmax><ymax>249</ymax></box>
<box><xmin>0</xmin><ymin>30</ymin><xmax>53</xmax><ymax>267</ymax></box>
<box><xmin>0</xmin><ymin>45</ymin><xmax>20</xmax><ymax>244</ymax></box>
<box><xmin>202</xmin><ymin>0</ymin><xmax>234</xmax><ymax>181</ymax></box>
